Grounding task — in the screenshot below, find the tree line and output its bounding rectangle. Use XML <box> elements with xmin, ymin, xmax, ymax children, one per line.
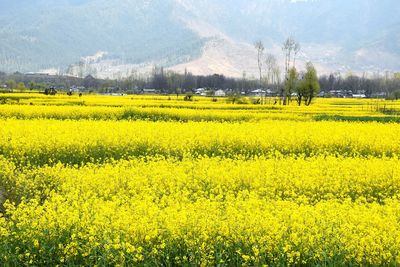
<box><xmin>319</xmin><ymin>72</ymin><xmax>400</xmax><ymax>98</ymax></box>
<box><xmin>1</xmin><ymin>65</ymin><xmax>400</xmax><ymax>101</ymax></box>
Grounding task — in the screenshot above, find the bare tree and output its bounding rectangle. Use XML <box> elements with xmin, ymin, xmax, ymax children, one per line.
<box><xmin>254</xmin><ymin>41</ymin><xmax>265</xmax><ymax>89</ymax></box>
<box><xmin>265</xmin><ymin>54</ymin><xmax>277</xmax><ymax>85</ymax></box>
<box><xmin>293</xmin><ymin>42</ymin><xmax>301</xmax><ymax>69</ymax></box>
<box><xmin>282</xmin><ymin>37</ymin><xmax>301</xmax><ymax>75</ymax></box>
<box><xmin>282</xmin><ymin>37</ymin><xmax>300</xmax><ymax>104</ymax></box>
<box><xmin>273</xmin><ymin>66</ymin><xmax>282</xmax><ymax>104</ymax></box>
<box><xmin>242</xmin><ymin>71</ymin><xmax>247</xmax><ymax>92</ymax></box>
<box><xmin>282</xmin><ymin>38</ymin><xmax>293</xmax><ymax>76</ymax></box>
<box><xmin>77</xmin><ymin>61</ymin><xmax>85</xmax><ymax>78</ymax></box>
<box><xmin>265</xmin><ymin>54</ymin><xmax>277</xmax><ymax>104</ymax></box>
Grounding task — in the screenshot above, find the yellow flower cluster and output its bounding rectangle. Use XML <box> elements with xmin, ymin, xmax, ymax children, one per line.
<box><xmin>0</xmin><ymin>104</ymin><xmax>298</xmax><ymax>122</ymax></box>
<box><xmin>0</xmin><ymin>94</ymin><xmax>399</xmax><ymax>265</ymax></box>
<box><xmin>1</xmin><ymin>93</ymin><xmax>399</xmax><ymax>122</ymax></box>
<box><xmin>0</xmin><ymin>157</ymin><xmax>400</xmax><ymax>265</ymax></box>
<box><xmin>0</xmin><ymin>118</ymin><xmax>399</xmax><ymax>166</ymax></box>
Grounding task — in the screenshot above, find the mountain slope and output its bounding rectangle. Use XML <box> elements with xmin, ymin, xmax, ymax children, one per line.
<box><xmin>0</xmin><ymin>0</ymin><xmax>206</xmax><ymax>72</ymax></box>
<box><xmin>172</xmin><ymin>0</ymin><xmax>400</xmax><ymax>76</ymax></box>
<box><xmin>0</xmin><ymin>0</ymin><xmax>399</xmax><ymax>77</ymax></box>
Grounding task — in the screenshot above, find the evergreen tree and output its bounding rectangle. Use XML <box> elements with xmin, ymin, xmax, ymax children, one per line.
<box><xmin>284</xmin><ymin>67</ymin><xmax>298</xmax><ymax>105</ymax></box>
<box><xmin>298</xmin><ymin>62</ymin><xmax>320</xmax><ymax>106</ymax></box>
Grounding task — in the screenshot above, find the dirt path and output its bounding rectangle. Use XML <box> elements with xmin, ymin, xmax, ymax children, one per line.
<box><xmin>0</xmin><ymin>188</ymin><xmax>4</xmax><ymax>210</ymax></box>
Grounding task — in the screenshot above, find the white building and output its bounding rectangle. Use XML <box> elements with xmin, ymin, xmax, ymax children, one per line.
<box><xmin>195</xmin><ymin>88</ymin><xmax>206</xmax><ymax>95</ymax></box>
<box><xmin>250</xmin><ymin>89</ymin><xmax>266</xmax><ymax>96</ymax></box>
<box><xmin>143</xmin><ymin>89</ymin><xmax>159</xmax><ymax>94</ymax></box>
<box><xmin>214</xmin><ymin>89</ymin><xmax>226</xmax><ymax>97</ymax></box>
<box><xmin>352</xmin><ymin>94</ymin><xmax>367</xmax><ymax>98</ymax></box>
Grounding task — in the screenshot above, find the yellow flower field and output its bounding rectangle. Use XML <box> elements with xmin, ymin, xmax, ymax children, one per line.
<box><xmin>1</xmin><ymin>119</ymin><xmax>399</xmax><ymax>166</ymax></box>
<box><xmin>0</xmin><ymin>93</ymin><xmax>399</xmax><ymax>266</ymax></box>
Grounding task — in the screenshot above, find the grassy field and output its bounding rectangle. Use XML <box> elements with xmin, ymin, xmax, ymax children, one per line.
<box><xmin>0</xmin><ymin>93</ymin><xmax>400</xmax><ymax>266</ymax></box>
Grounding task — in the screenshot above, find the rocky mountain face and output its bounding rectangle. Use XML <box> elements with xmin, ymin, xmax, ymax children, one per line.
<box><xmin>0</xmin><ymin>0</ymin><xmax>399</xmax><ymax>77</ymax></box>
